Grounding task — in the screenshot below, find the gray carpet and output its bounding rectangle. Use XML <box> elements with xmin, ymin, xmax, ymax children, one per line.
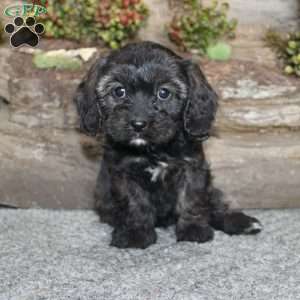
<box><xmin>0</xmin><ymin>209</ymin><xmax>299</xmax><ymax>300</ymax></box>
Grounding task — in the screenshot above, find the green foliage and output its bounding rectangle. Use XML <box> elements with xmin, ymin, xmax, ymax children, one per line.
<box><xmin>42</xmin><ymin>0</ymin><xmax>148</xmax><ymax>48</ymax></box>
<box><xmin>168</xmin><ymin>0</ymin><xmax>237</xmax><ymax>55</ymax></box>
<box><xmin>33</xmin><ymin>52</ymin><xmax>82</xmax><ymax>70</ymax></box>
<box><xmin>265</xmin><ymin>29</ymin><xmax>300</xmax><ymax>77</ymax></box>
<box><xmin>206</xmin><ymin>42</ymin><xmax>231</xmax><ymax>61</ymax></box>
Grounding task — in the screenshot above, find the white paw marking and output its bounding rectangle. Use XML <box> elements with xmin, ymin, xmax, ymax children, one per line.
<box><xmin>244</xmin><ymin>221</ymin><xmax>263</xmax><ymax>233</ymax></box>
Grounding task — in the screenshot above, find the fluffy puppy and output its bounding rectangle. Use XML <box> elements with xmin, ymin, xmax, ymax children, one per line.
<box><xmin>74</xmin><ymin>41</ymin><xmax>262</xmax><ymax>249</ymax></box>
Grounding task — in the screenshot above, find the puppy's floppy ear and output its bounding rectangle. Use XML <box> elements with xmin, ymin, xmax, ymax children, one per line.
<box><xmin>74</xmin><ymin>56</ymin><xmax>108</xmax><ymax>136</ymax></box>
<box><xmin>182</xmin><ymin>60</ymin><xmax>218</xmax><ymax>141</ymax></box>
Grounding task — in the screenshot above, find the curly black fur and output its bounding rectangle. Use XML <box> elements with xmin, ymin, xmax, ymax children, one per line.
<box><xmin>74</xmin><ymin>41</ymin><xmax>262</xmax><ymax>249</ymax></box>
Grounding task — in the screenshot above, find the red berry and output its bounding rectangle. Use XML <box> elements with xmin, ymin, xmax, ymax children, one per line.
<box><xmin>169</xmin><ymin>30</ymin><xmax>182</xmax><ymax>44</ymax></box>
<box><xmin>122</xmin><ymin>0</ymin><xmax>130</xmax><ymax>8</ymax></box>
<box><xmin>120</xmin><ymin>15</ymin><xmax>129</xmax><ymax>26</ymax></box>
<box><xmin>132</xmin><ymin>12</ymin><xmax>138</xmax><ymax>19</ymax></box>
<box><xmin>127</xmin><ymin>11</ymin><xmax>134</xmax><ymax>18</ymax></box>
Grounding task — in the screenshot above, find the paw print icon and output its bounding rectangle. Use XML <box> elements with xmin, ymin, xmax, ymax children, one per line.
<box><xmin>5</xmin><ymin>16</ymin><xmax>45</xmax><ymax>48</ymax></box>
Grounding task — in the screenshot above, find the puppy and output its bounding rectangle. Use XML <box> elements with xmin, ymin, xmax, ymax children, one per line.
<box><xmin>74</xmin><ymin>41</ymin><xmax>262</xmax><ymax>249</ymax></box>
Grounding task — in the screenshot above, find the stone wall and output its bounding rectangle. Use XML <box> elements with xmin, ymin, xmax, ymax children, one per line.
<box><xmin>0</xmin><ymin>46</ymin><xmax>101</xmax><ymax>208</ymax></box>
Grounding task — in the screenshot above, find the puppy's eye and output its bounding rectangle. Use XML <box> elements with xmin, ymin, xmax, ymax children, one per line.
<box><xmin>157</xmin><ymin>88</ymin><xmax>171</xmax><ymax>100</ymax></box>
<box><xmin>113</xmin><ymin>86</ymin><xmax>126</xmax><ymax>98</ymax></box>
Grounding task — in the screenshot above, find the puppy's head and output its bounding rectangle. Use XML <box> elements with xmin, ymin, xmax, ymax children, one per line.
<box><xmin>74</xmin><ymin>42</ymin><xmax>217</xmax><ymax>147</ymax></box>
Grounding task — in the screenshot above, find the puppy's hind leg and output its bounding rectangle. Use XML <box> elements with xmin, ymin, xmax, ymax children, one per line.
<box><xmin>209</xmin><ymin>188</ymin><xmax>263</xmax><ymax>235</ymax></box>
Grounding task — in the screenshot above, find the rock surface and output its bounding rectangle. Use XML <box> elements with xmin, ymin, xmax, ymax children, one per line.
<box><xmin>138</xmin><ymin>0</ymin><xmax>173</xmax><ymax>47</ymax></box>
<box><xmin>205</xmin><ymin>133</ymin><xmax>300</xmax><ymax>208</ymax></box>
<box><xmin>203</xmin><ymin>61</ymin><xmax>300</xmax><ymax>132</ymax></box>
<box><xmin>0</xmin><ymin>123</ymin><xmax>100</xmax><ymax>208</ymax></box>
<box><xmin>0</xmin><ymin>46</ymin><xmax>100</xmax><ymax>208</ymax></box>
<box><xmin>0</xmin><ymin>42</ymin><xmax>299</xmax><ymax>209</ymax></box>
<box><xmin>220</xmin><ymin>0</ymin><xmax>299</xmax><ymax>30</ymax></box>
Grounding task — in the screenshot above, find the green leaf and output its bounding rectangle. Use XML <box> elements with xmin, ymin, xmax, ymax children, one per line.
<box><xmin>33</xmin><ymin>53</ymin><xmax>82</xmax><ymax>70</ymax></box>
<box><xmin>206</xmin><ymin>42</ymin><xmax>232</xmax><ymax>61</ymax></box>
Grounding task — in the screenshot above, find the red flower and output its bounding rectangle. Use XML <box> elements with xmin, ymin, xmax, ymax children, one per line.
<box><xmin>169</xmin><ymin>29</ymin><xmax>182</xmax><ymax>45</ymax></box>
<box><xmin>122</xmin><ymin>0</ymin><xmax>130</xmax><ymax>8</ymax></box>
<box><xmin>132</xmin><ymin>11</ymin><xmax>141</xmax><ymax>21</ymax></box>
<box><xmin>119</xmin><ymin>14</ymin><xmax>129</xmax><ymax>26</ymax></box>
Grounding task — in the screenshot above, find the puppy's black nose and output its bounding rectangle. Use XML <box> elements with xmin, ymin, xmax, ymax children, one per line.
<box><xmin>131</xmin><ymin>120</ymin><xmax>147</xmax><ymax>132</ymax></box>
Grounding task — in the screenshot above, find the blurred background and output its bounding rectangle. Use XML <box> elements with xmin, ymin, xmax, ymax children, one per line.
<box><xmin>0</xmin><ymin>0</ymin><xmax>299</xmax><ymax>209</ymax></box>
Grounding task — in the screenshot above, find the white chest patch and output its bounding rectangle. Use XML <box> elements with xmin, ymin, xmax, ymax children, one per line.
<box><xmin>130</xmin><ymin>138</ymin><xmax>147</xmax><ymax>146</ymax></box>
<box><xmin>145</xmin><ymin>162</ymin><xmax>168</xmax><ymax>182</ymax></box>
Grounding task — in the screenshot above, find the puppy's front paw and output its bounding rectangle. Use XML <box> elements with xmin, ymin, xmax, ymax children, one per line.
<box><xmin>222</xmin><ymin>212</ymin><xmax>263</xmax><ymax>235</ymax></box>
<box><xmin>110</xmin><ymin>227</ymin><xmax>157</xmax><ymax>249</ymax></box>
<box><xmin>176</xmin><ymin>223</ymin><xmax>214</xmax><ymax>243</ymax></box>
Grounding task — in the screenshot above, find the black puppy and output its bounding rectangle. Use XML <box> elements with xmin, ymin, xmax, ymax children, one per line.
<box><xmin>75</xmin><ymin>41</ymin><xmax>262</xmax><ymax>249</ymax></box>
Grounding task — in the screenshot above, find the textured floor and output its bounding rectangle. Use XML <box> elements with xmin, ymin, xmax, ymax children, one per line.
<box><xmin>0</xmin><ymin>209</ymin><xmax>300</xmax><ymax>300</ymax></box>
